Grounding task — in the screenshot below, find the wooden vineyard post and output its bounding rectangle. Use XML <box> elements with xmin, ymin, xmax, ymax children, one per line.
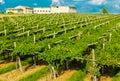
<box><xmin>74</xmin><ymin>26</ymin><xmax>76</xmax><ymax>30</ymax></box>
<box><xmin>103</xmin><ymin>38</ymin><xmax>105</xmax><ymax>50</ymax></box>
<box><xmin>17</xmin><ymin>23</ymin><xmax>18</xmax><ymax>28</ymax></box>
<box><xmin>48</xmin><ymin>44</ymin><xmax>51</xmax><ymax>49</ymax></box>
<box><xmin>87</xmin><ymin>32</ymin><xmax>90</xmax><ymax>36</ymax></box>
<box><xmin>92</xmin><ymin>48</ymin><xmax>97</xmax><ymax>81</ymax></box>
<box><xmin>27</xmin><ymin>31</ymin><xmax>30</xmax><ymax>36</ymax></box>
<box><xmin>48</xmin><ymin>44</ymin><xmax>57</xmax><ymax>80</ymax></box>
<box><xmin>65</xmin><ymin>60</ymin><xmax>69</xmax><ymax>70</ymax></box>
<box><xmin>51</xmin><ymin>65</ymin><xmax>56</xmax><ymax>79</ymax></box>
<box><xmin>56</xmin><ymin>22</ymin><xmax>58</xmax><ymax>25</ymax></box>
<box><xmin>109</xmin><ymin>32</ymin><xmax>112</xmax><ymax>42</ymax></box>
<box><xmin>34</xmin><ymin>34</ymin><xmax>36</xmax><ymax>44</ymax></box>
<box><xmin>33</xmin><ymin>34</ymin><xmax>36</xmax><ymax>66</ymax></box>
<box><xmin>3</xmin><ymin>26</ymin><xmax>6</xmax><ymax>36</ymax></box>
<box><xmin>77</xmin><ymin>32</ymin><xmax>82</xmax><ymax>40</ymax></box>
<box><xmin>4</xmin><ymin>30</ymin><xmax>6</xmax><ymax>36</ymax></box>
<box><xmin>37</xmin><ymin>24</ymin><xmax>39</xmax><ymax>30</ymax></box>
<box><xmin>23</xmin><ymin>27</ymin><xmax>25</xmax><ymax>32</ymax></box>
<box><xmin>33</xmin><ymin>55</ymin><xmax>37</xmax><ymax>66</ymax></box>
<box><xmin>64</xmin><ymin>27</ymin><xmax>66</xmax><ymax>34</ymax></box>
<box><xmin>14</xmin><ymin>42</ymin><xmax>18</xmax><ymax>69</ymax></box>
<box><xmin>81</xmin><ymin>24</ymin><xmax>83</xmax><ymax>28</ymax></box>
<box><xmin>4</xmin><ymin>26</ymin><xmax>6</xmax><ymax>30</ymax></box>
<box><xmin>92</xmin><ymin>49</ymin><xmax>96</xmax><ymax>68</ymax></box>
<box><xmin>14</xmin><ymin>42</ymin><xmax>16</xmax><ymax>48</ymax></box>
<box><xmin>43</xmin><ymin>27</ymin><xmax>45</xmax><ymax>33</ymax></box>
<box><xmin>53</xmin><ymin>32</ymin><xmax>56</xmax><ymax>38</ymax></box>
<box><xmin>103</xmin><ymin>43</ymin><xmax>105</xmax><ymax>50</ymax></box>
<box><xmin>16</xmin><ymin>55</ymin><xmax>23</xmax><ymax>72</ymax></box>
<box><xmin>14</xmin><ymin>42</ymin><xmax>23</xmax><ymax>72</ymax></box>
<box><xmin>33</xmin><ymin>34</ymin><xmax>37</xmax><ymax>66</ymax></box>
<box><xmin>63</xmin><ymin>21</ymin><xmax>65</xmax><ymax>27</ymax></box>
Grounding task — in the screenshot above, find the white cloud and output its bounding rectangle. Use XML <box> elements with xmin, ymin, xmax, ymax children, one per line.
<box><xmin>73</xmin><ymin>0</ymin><xmax>84</xmax><ymax>1</ymax></box>
<box><xmin>51</xmin><ymin>0</ymin><xmax>65</xmax><ymax>6</ymax></box>
<box><xmin>52</xmin><ymin>0</ymin><xmax>59</xmax><ymax>3</ymax></box>
<box><xmin>114</xmin><ymin>4</ymin><xmax>120</xmax><ymax>9</ymax></box>
<box><xmin>88</xmin><ymin>0</ymin><xmax>107</xmax><ymax>5</ymax></box>
<box><xmin>51</xmin><ymin>0</ymin><xmax>61</xmax><ymax>5</ymax></box>
<box><xmin>33</xmin><ymin>3</ymin><xmax>38</xmax><ymax>6</ymax></box>
<box><xmin>0</xmin><ymin>0</ymin><xmax>5</xmax><ymax>4</ymax></box>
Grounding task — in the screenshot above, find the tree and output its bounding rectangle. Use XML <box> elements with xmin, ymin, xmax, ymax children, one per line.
<box><xmin>102</xmin><ymin>8</ymin><xmax>108</xmax><ymax>14</ymax></box>
<box><xmin>0</xmin><ymin>11</ymin><xmax>4</xmax><ymax>14</ymax></box>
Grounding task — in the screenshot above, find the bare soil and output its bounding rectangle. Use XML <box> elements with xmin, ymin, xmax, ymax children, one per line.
<box><xmin>84</xmin><ymin>73</ymin><xmax>91</xmax><ymax>81</ymax></box>
<box><xmin>0</xmin><ymin>62</ymin><xmax>14</xmax><ymax>69</ymax></box>
<box><xmin>100</xmin><ymin>75</ymin><xmax>112</xmax><ymax>81</ymax></box>
<box><xmin>84</xmin><ymin>74</ymin><xmax>112</xmax><ymax>81</ymax></box>
<box><xmin>0</xmin><ymin>65</ymin><xmax>46</xmax><ymax>81</ymax></box>
<box><xmin>37</xmin><ymin>70</ymin><xmax>76</xmax><ymax>81</ymax></box>
<box><xmin>54</xmin><ymin>70</ymin><xmax>77</xmax><ymax>81</ymax></box>
<box><xmin>37</xmin><ymin>73</ymin><xmax>51</xmax><ymax>81</ymax></box>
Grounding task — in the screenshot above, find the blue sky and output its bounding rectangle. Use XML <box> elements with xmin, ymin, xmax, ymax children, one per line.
<box><xmin>0</xmin><ymin>0</ymin><xmax>120</xmax><ymax>13</ymax></box>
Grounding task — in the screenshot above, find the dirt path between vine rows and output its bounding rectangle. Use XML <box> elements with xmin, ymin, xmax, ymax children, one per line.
<box><xmin>0</xmin><ymin>62</ymin><xmax>15</xmax><ymax>69</ymax></box>
<box><xmin>100</xmin><ymin>75</ymin><xmax>112</xmax><ymax>81</ymax></box>
<box><xmin>53</xmin><ymin>70</ymin><xmax>77</xmax><ymax>81</ymax></box>
<box><xmin>84</xmin><ymin>74</ymin><xmax>112</xmax><ymax>81</ymax></box>
<box><xmin>37</xmin><ymin>73</ymin><xmax>51</xmax><ymax>81</ymax></box>
<box><xmin>38</xmin><ymin>70</ymin><xmax>76</xmax><ymax>81</ymax></box>
<box><xmin>0</xmin><ymin>65</ymin><xmax>46</xmax><ymax>81</ymax></box>
<box><xmin>84</xmin><ymin>73</ymin><xmax>91</xmax><ymax>81</ymax></box>
<box><xmin>0</xmin><ymin>14</ymin><xmax>25</xmax><ymax>17</ymax></box>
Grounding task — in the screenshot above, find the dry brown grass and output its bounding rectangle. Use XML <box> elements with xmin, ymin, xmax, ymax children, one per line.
<box><xmin>37</xmin><ymin>73</ymin><xmax>51</xmax><ymax>81</ymax></box>
<box><xmin>0</xmin><ymin>62</ymin><xmax>14</xmax><ymax>69</ymax></box>
<box><xmin>0</xmin><ymin>65</ymin><xmax>46</xmax><ymax>81</ymax></box>
<box><xmin>54</xmin><ymin>70</ymin><xmax>77</xmax><ymax>81</ymax></box>
<box><xmin>84</xmin><ymin>73</ymin><xmax>91</xmax><ymax>81</ymax></box>
<box><xmin>84</xmin><ymin>74</ymin><xmax>112</xmax><ymax>81</ymax></box>
<box><xmin>100</xmin><ymin>75</ymin><xmax>112</xmax><ymax>81</ymax></box>
<box><xmin>37</xmin><ymin>70</ymin><xmax>76</xmax><ymax>81</ymax></box>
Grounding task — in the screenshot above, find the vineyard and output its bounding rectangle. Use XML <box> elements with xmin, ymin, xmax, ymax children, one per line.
<box><xmin>0</xmin><ymin>13</ymin><xmax>120</xmax><ymax>81</ymax></box>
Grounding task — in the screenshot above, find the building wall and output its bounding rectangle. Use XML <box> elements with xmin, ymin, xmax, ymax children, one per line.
<box><xmin>6</xmin><ymin>6</ymin><xmax>77</xmax><ymax>14</ymax></box>
<box><xmin>6</xmin><ymin>6</ymin><xmax>33</xmax><ymax>14</ymax></box>
<box><xmin>6</xmin><ymin>9</ymin><xmax>18</xmax><ymax>14</ymax></box>
<box><xmin>33</xmin><ymin>6</ymin><xmax>77</xmax><ymax>14</ymax></box>
<box><xmin>25</xmin><ymin>8</ymin><xmax>33</xmax><ymax>14</ymax></box>
<box><xmin>50</xmin><ymin>6</ymin><xmax>70</xmax><ymax>13</ymax></box>
<box><xmin>69</xmin><ymin>7</ymin><xmax>77</xmax><ymax>13</ymax></box>
<box><xmin>34</xmin><ymin>8</ymin><xmax>51</xmax><ymax>14</ymax></box>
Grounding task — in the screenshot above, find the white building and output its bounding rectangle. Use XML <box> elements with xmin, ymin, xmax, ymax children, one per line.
<box><xmin>50</xmin><ymin>6</ymin><xmax>77</xmax><ymax>13</ymax></box>
<box><xmin>6</xmin><ymin>6</ymin><xmax>33</xmax><ymax>14</ymax></box>
<box><xmin>33</xmin><ymin>6</ymin><xmax>77</xmax><ymax>14</ymax></box>
<box><xmin>34</xmin><ymin>8</ymin><xmax>51</xmax><ymax>14</ymax></box>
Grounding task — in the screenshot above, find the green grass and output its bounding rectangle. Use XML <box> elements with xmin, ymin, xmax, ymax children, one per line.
<box><xmin>0</xmin><ymin>63</ymin><xmax>15</xmax><ymax>74</ymax></box>
<box><xmin>67</xmin><ymin>70</ymin><xmax>86</xmax><ymax>81</ymax></box>
<box><xmin>112</xmin><ymin>71</ymin><xmax>120</xmax><ymax>81</ymax></box>
<box><xmin>19</xmin><ymin>66</ymin><xmax>49</xmax><ymax>81</ymax></box>
<box><xmin>0</xmin><ymin>57</ymin><xmax>33</xmax><ymax>74</ymax></box>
